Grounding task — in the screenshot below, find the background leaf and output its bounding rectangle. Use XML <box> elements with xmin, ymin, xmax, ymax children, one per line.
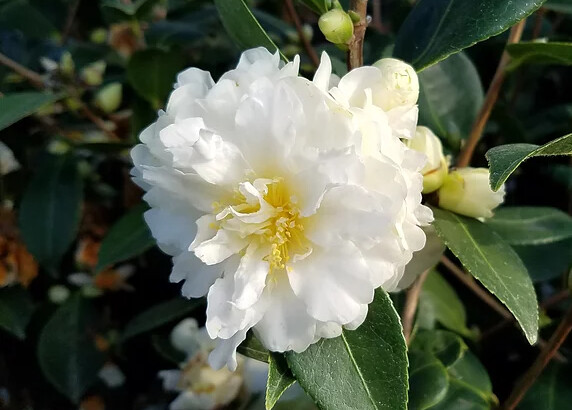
<box><xmin>0</xmin><ymin>286</ymin><xmax>34</xmax><ymax>339</ymax></box>
<box><xmin>127</xmin><ymin>48</ymin><xmax>185</xmax><ymax>110</ymax></box>
<box><xmin>507</xmin><ymin>42</ymin><xmax>572</xmax><ymax>70</ymax></box>
<box><xmin>513</xmin><ymin>239</ymin><xmax>572</xmax><ymax>282</ymax></box>
<box><xmin>486</xmin><ymin>207</ymin><xmax>572</xmax><ymax>245</ymax></box>
<box><xmin>408</xmin><ymin>351</ymin><xmax>449</xmax><ymax>410</ymax></box>
<box><xmin>0</xmin><ymin>92</ymin><xmax>61</xmax><ymax>132</ymax></box>
<box><xmin>543</xmin><ymin>0</ymin><xmax>572</xmax><ymax>14</ymax></box>
<box><xmin>95</xmin><ymin>203</ymin><xmax>154</xmax><ymax>272</ymax></box>
<box><xmin>287</xmin><ymin>289</ymin><xmax>408</xmax><ymax>410</ymax></box>
<box><xmin>394</xmin><ymin>0</ymin><xmax>546</xmax><ymax>70</ymax></box>
<box><xmin>37</xmin><ymin>293</ymin><xmax>105</xmax><ymax>404</ymax></box>
<box><xmin>411</xmin><ymin>330</ymin><xmax>467</xmax><ymax>368</ymax></box>
<box><xmin>417</xmin><ymin>52</ymin><xmax>484</xmax><ymax>150</ymax></box>
<box><xmin>486</xmin><ymin>133</ymin><xmax>572</xmax><ymax>191</ymax></box>
<box><xmin>431</xmin><ymin>207</ymin><xmax>539</xmax><ymax>344</ymax></box>
<box><xmin>19</xmin><ymin>153</ymin><xmax>83</xmax><ymax>271</ymax></box>
<box><xmin>266</xmin><ymin>353</ymin><xmax>296</xmax><ymax>410</ymax></box>
<box><xmin>214</xmin><ymin>0</ymin><xmax>284</xmax><ymax>58</ymax></box>
<box><xmin>238</xmin><ymin>331</ymin><xmax>270</xmax><ymax>363</ymax></box>
<box><xmin>121</xmin><ymin>297</ymin><xmax>203</xmax><ymax>342</ymax></box>
<box><xmin>519</xmin><ymin>362</ymin><xmax>572</xmax><ymax>409</ymax></box>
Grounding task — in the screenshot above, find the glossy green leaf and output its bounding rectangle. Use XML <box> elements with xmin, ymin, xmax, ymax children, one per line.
<box><xmin>408</xmin><ymin>351</ymin><xmax>449</xmax><ymax>410</ymax></box>
<box><xmin>96</xmin><ymin>203</ymin><xmax>154</xmax><ymax>272</ymax></box>
<box><xmin>448</xmin><ymin>351</ymin><xmax>492</xmax><ymax>395</ymax></box>
<box><xmin>299</xmin><ymin>0</ymin><xmax>331</xmax><ymax>14</ymax></box>
<box><xmin>487</xmin><ymin>207</ymin><xmax>572</xmax><ymax>245</ymax></box>
<box><xmin>0</xmin><ymin>92</ymin><xmax>61</xmax><ymax>132</ymax></box>
<box><xmin>507</xmin><ymin>42</ymin><xmax>572</xmax><ymax>70</ymax></box>
<box><xmin>0</xmin><ymin>286</ymin><xmax>34</xmax><ymax>339</ymax></box>
<box><xmin>37</xmin><ymin>294</ymin><xmax>105</xmax><ymax>403</ymax></box>
<box><xmin>266</xmin><ymin>354</ymin><xmax>296</xmax><ymax>410</ymax></box>
<box><xmin>19</xmin><ymin>154</ymin><xmax>83</xmax><ymax>271</ymax></box>
<box><xmin>431</xmin><ymin>207</ymin><xmax>539</xmax><ymax>344</ymax></box>
<box><xmin>419</xmin><ymin>272</ymin><xmax>472</xmax><ymax>337</ymax></box>
<box><xmin>0</xmin><ymin>0</ymin><xmax>56</xmax><ymax>39</ymax></box>
<box><xmin>417</xmin><ymin>52</ymin><xmax>484</xmax><ymax>150</ymax></box>
<box><xmin>122</xmin><ymin>298</ymin><xmax>203</xmax><ymax>342</ymax></box>
<box><xmin>127</xmin><ymin>48</ymin><xmax>185</xmax><ymax>110</ymax></box>
<box><xmin>286</xmin><ymin>289</ymin><xmax>408</xmax><ymax>410</ymax></box>
<box><xmin>519</xmin><ymin>362</ymin><xmax>572</xmax><ymax>410</ymax></box>
<box><xmin>394</xmin><ymin>0</ymin><xmax>546</xmax><ymax>71</ymax></box>
<box><xmin>429</xmin><ymin>379</ymin><xmax>490</xmax><ymax>410</ymax></box>
<box><xmin>514</xmin><ymin>238</ymin><xmax>572</xmax><ymax>282</ymax></box>
<box><xmin>411</xmin><ymin>330</ymin><xmax>467</xmax><ymax>368</ymax></box>
<box><xmin>214</xmin><ymin>0</ymin><xmax>284</xmax><ymax>58</ymax></box>
<box><xmin>238</xmin><ymin>331</ymin><xmax>269</xmax><ymax>363</ymax></box>
<box><xmin>486</xmin><ymin>133</ymin><xmax>572</xmax><ymax>191</ymax></box>
<box><xmin>544</xmin><ymin>0</ymin><xmax>572</xmax><ymax>14</ymax></box>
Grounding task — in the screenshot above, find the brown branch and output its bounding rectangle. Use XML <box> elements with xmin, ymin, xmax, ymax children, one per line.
<box><xmin>347</xmin><ymin>0</ymin><xmax>368</xmax><ymax>70</ymax></box>
<box><xmin>503</xmin><ymin>305</ymin><xmax>572</xmax><ymax>410</ymax></box>
<box><xmin>62</xmin><ymin>0</ymin><xmax>81</xmax><ymax>44</ymax></box>
<box><xmin>401</xmin><ymin>269</ymin><xmax>430</xmax><ymax>344</ymax></box>
<box><xmin>284</xmin><ymin>0</ymin><xmax>320</xmax><ymax>68</ymax></box>
<box><xmin>0</xmin><ymin>52</ymin><xmax>44</xmax><ymax>89</ymax></box>
<box><xmin>440</xmin><ymin>256</ymin><xmax>512</xmax><ymax>319</ymax></box>
<box><xmin>455</xmin><ymin>19</ymin><xmax>526</xmax><ymax>167</ymax></box>
<box><xmin>371</xmin><ymin>0</ymin><xmax>384</xmax><ymax>32</ymax></box>
<box><xmin>79</xmin><ymin>103</ymin><xmax>120</xmax><ymax>141</ymax></box>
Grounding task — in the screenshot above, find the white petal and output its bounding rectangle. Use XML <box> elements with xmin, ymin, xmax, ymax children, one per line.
<box><xmin>313</xmin><ymin>52</ymin><xmax>332</xmax><ymax>91</ymax></box>
<box><xmin>231</xmin><ymin>243</ymin><xmax>270</xmax><ymax>310</ymax></box>
<box><xmin>208</xmin><ymin>327</ymin><xmax>249</xmax><ymax>371</ymax></box>
<box><xmin>193</xmin><ymin>229</ymin><xmax>248</xmax><ymax>265</ymax></box>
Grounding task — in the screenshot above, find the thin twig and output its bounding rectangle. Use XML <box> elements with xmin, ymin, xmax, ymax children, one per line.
<box><xmin>503</xmin><ymin>305</ymin><xmax>572</xmax><ymax>410</ymax></box>
<box><xmin>347</xmin><ymin>0</ymin><xmax>368</xmax><ymax>70</ymax></box>
<box><xmin>79</xmin><ymin>103</ymin><xmax>120</xmax><ymax>141</ymax></box>
<box><xmin>456</xmin><ymin>19</ymin><xmax>526</xmax><ymax>167</ymax></box>
<box><xmin>62</xmin><ymin>0</ymin><xmax>81</xmax><ymax>44</ymax></box>
<box><xmin>284</xmin><ymin>0</ymin><xmax>320</xmax><ymax>68</ymax></box>
<box><xmin>0</xmin><ymin>52</ymin><xmax>44</xmax><ymax>89</ymax></box>
<box><xmin>371</xmin><ymin>0</ymin><xmax>384</xmax><ymax>32</ymax></box>
<box><xmin>440</xmin><ymin>256</ymin><xmax>512</xmax><ymax>319</ymax></box>
<box><xmin>402</xmin><ymin>270</ymin><xmax>430</xmax><ymax>344</ymax></box>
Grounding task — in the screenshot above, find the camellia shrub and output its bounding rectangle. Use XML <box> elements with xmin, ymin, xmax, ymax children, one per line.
<box><xmin>0</xmin><ymin>0</ymin><xmax>571</xmax><ymax>409</ymax></box>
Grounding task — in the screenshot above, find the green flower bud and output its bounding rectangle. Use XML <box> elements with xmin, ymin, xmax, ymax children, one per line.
<box><xmin>319</xmin><ymin>9</ymin><xmax>354</xmax><ymax>45</ymax></box>
<box><xmin>80</xmin><ymin>61</ymin><xmax>106</xmax><ymax>86</ymax></box>
<box><xmin>59</xmin><ymin>51</ymin><xmax>75</xmax><ymax>77</ymax></box>
<box><xmin>90</xmin><ymin>28</ymin><xmax>108</xmax><ymax>44</ymax></box>
<box><xmin>438</xmin><ymin>167</ymin><xmax>505</xmax><ymax>219</ymax></box>
<box><xmin>94</xmin><ymin>82</ymin><xmax>122</xmax><ymax>114</ymax></box>
<box><xmin>407</xmin><ymin>126</ymin><xmax>448</xmax><ymax>193</ymax></box>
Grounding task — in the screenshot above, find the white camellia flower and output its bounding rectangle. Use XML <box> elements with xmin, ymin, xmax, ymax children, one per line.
<box><xmin>438</xmin><ymin>167</ymin><xmax>505</xmax><ymax>219</ymax></box>
<box><xmin>131</xmin><ymin>48</ymin><xmax>432</xmax><ymax>370</ymax></box>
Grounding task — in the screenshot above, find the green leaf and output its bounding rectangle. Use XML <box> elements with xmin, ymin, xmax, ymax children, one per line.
<box><xmin>431</xmin><ymin>207</ymin><xmax>539</xmax><ymax>345</ymax></box>
<box><xmin>151</xmin><ymin>333</ymin><xmax>186</xmax><ymax>364</ymax></box>
<box><xmin>100</xmin><ymin>0</ymin><xmax>159</xmax><ymax>22</ymax></box>
<box><xmin>214</xmin><ymin>0</ymin><xmax>284</xmax><ymax>59</ymax></box>
<box><xmin>0</xmin><ymin>0</ymin><xmax>57</xmax><ymax>39</ymax></box>
<box><xmin>519</xmin><ymin>362</ymin><xmax>572</xmax><ymax>410</ymax></box>
<box><xmin>486</xmin><ymin>133</ymin><xmax>572</xmax><ymax>191</ymax></box>
<box><xmin>507</xmin><ymin>42</ymin><xmax>572</xmax><ymax>70</ymax></box>
<box><xmin>417</xmin><ymin>52</ymin><xmax>484</xmax><ymax>150</ymax></box>
<box><xmin>127</xmin><ymin>48</ymin><xmax>185</xmax><ymax>110</ymax></box>
<box><xmin>429</xmin><ymin>379</ymin><xmax>490</xmax><ymax>410</ymax></box>
<box><xmin>298</xmin><ymin>0</ymin><xmax>331</xmax><ymax>14</ymax></box>
<box><xmin>419</xmin><ymin>272</ymin><xmax>472</xmax><ymax>337</ymax></box>
<box><xmin>411</xmin><ymin>330</ymin><xmax>467</xmax><ymax>368</ymax></box>
<box><xmin>544</xmin><ymin>0</ymin><xmax>572</xmax><ymax>14</ymax></box>
<box><xmin>486</xmin><ymin>207</ymin><xmax>572</xmax><ymax>245</ymax></box>
<box><xmin>286</xmin><ymin>289</ymin><xmax>408</xmax><ymax>410</ymax></box>
<box><xmin>37</xmin><ymin>293</ymin><xmax>105</xmax><ymax>404</ymax></box>
<box><xmin>266</xmin><ymin>354</ymin><xmax>296</xmax><ymax>410</ymax></box>
<box><xmin>408</xmin><ymin>351</ymin><xmax>449</xmax><ymax>410</ymax></box>
<box><xmin>19</xmin><ymin>153</ymin><xmax>83</xmax><ymax>271</ymax></box>
<box><xmin>0</xmin><ymin>286</ymin><xmax>34</xmax><ymax>339</ymax></box>
<box><xmin>514</xmin><ymin>239</ymin><xmax>572</xmax><ymax>282</ymax></box>
<box><xmin>121</xmin><ymin>297</ymin><xmax>203</xmax><ymax>342</ymax></box>
<box><xmin>393</xmin><ymin>0</ymin><xmax>546</xmax><ymax>71</ymax></box>
<box><xmin>238</xmin><ymin>331</ymin><xmax>269</xmax><ymax>363</ymax></box>
<box><xmin>0</xmin><ymin>92</ymin><xmax>61</xmax><ymax>132</ymax></box>
<box><xmin>447</xmin><ymin>351</ymin><xmax>492</xmax><ymax>395</ymax></box>
<box><xmin>96</xmin><ymin>203</ymin><xmax>154</xmax><ymax>272</ymax></box>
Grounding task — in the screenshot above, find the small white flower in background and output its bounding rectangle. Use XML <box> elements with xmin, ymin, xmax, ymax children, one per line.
<box><xmin>159</xmin><ymin>318</ymin><xmax>267</xmax><ymax>410</ymax></box>
<box><xmin>407</xmin><ymin>126</ymin><xmax>449</xmax><ymax>194</ymax></box>
<box><xmin>0</xmin><ymin>141</ymin><xmax>20</xmax><ymax>176</ymax></box>
<box><xmin>438</xmin><ymin>167</ymin><xmax>505</xmax><ymax>219</ymax></box>
<box><xmin>98</xmin><ymin>362</ymin><xmax>125</xmax><ymax>388</ymax></box>
<box><xmin>131</xmin><ymin>48</ymin><xmax>432</xmax><ymax>369</ymax></box>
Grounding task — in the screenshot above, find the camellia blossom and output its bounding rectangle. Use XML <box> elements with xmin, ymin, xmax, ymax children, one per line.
<box><xmin>131</xmin><ymin>48</ymin><xmax>432</xmax><ymax>370</ymax></box>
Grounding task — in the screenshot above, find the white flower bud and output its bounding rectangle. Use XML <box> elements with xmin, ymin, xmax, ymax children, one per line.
<box><xmin>438</xmin><ymin>167</ymin><xmax>505</xmax><ymax>219</ymax></box>
<box><xmin>80</xmin><ymin>61</ymin><xmax>106</xmax><ymax>86</ymax></box>
<box><xmin>372</xmin><ymin>58</ymin><xmax>419</xmax><ymax>111</ymax></box>
<box><xmin>318</xmin><ymin>9</ymin><xmax>354</xmax><ymax>45</ymax></box>
<box><xmin>0</xmin><ymin>141</ymin><xmax>20</xmax><ymax>176</ymax></box>
<box><xmin>408</xmin><ymin>126</ymin><xmax>448</xmax><ymax>193</ymax></box>
<box><xmin>48</xmin><ymin>285</ymin><xmax>70</xmax><ymax>304</ymax></box>
<box><xmin>94</xmin><ymin>82</ymin><xmax>122</xmax><ymax>113</ymax></box>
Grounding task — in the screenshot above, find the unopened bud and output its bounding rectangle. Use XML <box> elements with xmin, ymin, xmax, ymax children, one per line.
<box><xmin>90</xmin><ymin>28</ymin><xmax>108</xmax><ymax>44</ymax></box>
<box><xmin>48</xmin><ymin>285</ymin><xmax>70</xmax><ymax>304</ymax></box>
<box><xmin>438</xmin><ymin>167</ymin><xmax>505</xmax><ymax>219</ymax></box>
<box><xmin>408</xmin><ymin>126</ymin><xmax>448</xmax><ymax>193</ymax></box>
<box><xmin>319</xmin><ymin>9</ymin><xmax>354</xmax><ymax>45</ymax></box>
<box><xmin>59</xmin><ymin>52</ymin><xmax>75</xmax><ymax>77</ymax></box>
<box><xmin>94</xmin><ymin>82</ymin><xmax>122</xmax><ymax>113</ymax></box>
<box><xmin>80</xmin><ymin>61</ymin><xmax>106</xmax><ymax>86</ymax></box>
<box><xmin>372</xmin><ymin>58</ymin><xmax>419</xmax><ymax>111</ymax></box>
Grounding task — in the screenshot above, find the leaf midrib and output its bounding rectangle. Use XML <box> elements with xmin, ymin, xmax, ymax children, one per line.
<box><xmin>341</xmin><ymin>331</ymin><xmax>377</xmax><ymax>409</ymax></box>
